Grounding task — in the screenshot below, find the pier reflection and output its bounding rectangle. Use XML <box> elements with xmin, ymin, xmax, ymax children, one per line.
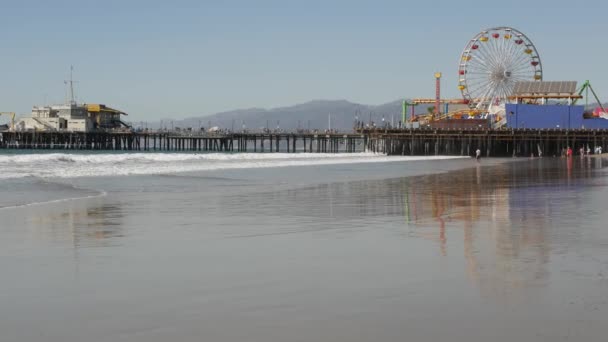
<box><xmin>22</xmin><ymin>199</ymin><xmax>125</xmax><ymax>248</ymax></box>
<box><xmin>398</xmin><ymin>157</ymin><xmax>606</xmax><ymax>294</ymax></box>
<box><xmin>241</xmin><ymin>157</ymin><xmax>608</xmax><ymax>294</ymax></box>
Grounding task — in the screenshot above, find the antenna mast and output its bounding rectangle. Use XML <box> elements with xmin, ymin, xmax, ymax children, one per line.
<box><xmin>70</xmin><ymin>65</ymin><xmax>75</xmax><ymax>104</ymax></box>
<box><xmin>64</xmin><ymin>65</ymin><xmax>76</xmax><ymax>105</ymax></box>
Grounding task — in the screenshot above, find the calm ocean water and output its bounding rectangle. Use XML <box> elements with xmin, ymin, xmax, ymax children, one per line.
<box><xmin>1</xmin><ymin>152</ymin><xmax>608</xmax><ymax>341</ymax></box>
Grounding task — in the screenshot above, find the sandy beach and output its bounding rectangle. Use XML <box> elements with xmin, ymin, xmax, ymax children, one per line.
<box><xmin>1</xmin><ymin>155</ymin><xmax>607</xmax><ymax>341</ymax></box>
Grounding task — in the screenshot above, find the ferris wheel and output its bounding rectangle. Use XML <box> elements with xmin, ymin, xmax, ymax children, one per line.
<box><xmin>458</xmin><ymin>27</ymin><xmax>542</xmax><ymax>109</ymax></box>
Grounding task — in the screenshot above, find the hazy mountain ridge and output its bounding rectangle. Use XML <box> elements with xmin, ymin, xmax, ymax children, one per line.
<box><xmin>155</xmin><ymin>99</ymin><xmax>432</xmax><ymax>131</ymax></box>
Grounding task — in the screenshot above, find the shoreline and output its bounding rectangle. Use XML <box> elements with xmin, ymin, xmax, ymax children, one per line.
<box><xmin>0</xmin><ymin>156</ymin><xmax>489</xmax><ymax>210</ymax></box>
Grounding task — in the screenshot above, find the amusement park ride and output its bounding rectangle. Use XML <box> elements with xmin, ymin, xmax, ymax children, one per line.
<box><xmin>405</xmin><ymin>26</ymin><xmax>607</xmax><ymax>127</ymax></box>
<box><xmin>574</xmin><ymin>80</ymin><xmax>607</xmax><ymax>117</ymax></box>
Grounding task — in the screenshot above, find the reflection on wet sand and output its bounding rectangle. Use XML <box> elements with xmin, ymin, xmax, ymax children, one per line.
<box><xmin>226</xmin><ymin>157</ymin><xmax>608</xmax><ymax>296</ymax></box>
<box><xmin>17</xmin><ymin>199</ymin><xmax>125</xmax><ymax>248</ymax></box>
<box><xmin>400</xmin><ymin>157</ymin><xmax>607</xmax><ymax>294</ymax></box>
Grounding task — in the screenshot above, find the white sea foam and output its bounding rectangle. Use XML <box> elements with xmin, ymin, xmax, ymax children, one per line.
<box><xmin>0</xmin><ymin>152</ymin><xmax>467</xmax><ymax>179</ymax></box>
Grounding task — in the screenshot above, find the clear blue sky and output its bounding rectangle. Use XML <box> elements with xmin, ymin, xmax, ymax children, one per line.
<box><xmin>0</xmin><ymin>0</ymin><xmax>606</xmax><ymax>121</ymax></box>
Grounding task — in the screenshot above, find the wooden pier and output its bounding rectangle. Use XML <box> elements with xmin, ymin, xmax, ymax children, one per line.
<box><xmin>360</xmin><ymin>128</ymin><xmax>608</xmax><ymax>157</ymax></box>
<box><xmin>1</xmin><ymin>129</ymin><xmax>608</xmax><ymax>157</ymax></box>
<box><xmin>0</xmin><ymin>132</ymin><xmax>366</xmax><ymax>154</ymax></box>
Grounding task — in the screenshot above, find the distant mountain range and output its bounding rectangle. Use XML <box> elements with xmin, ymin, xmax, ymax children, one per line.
<box><xmin>147</xmin><ymin>99</ymin><xmax>433</xmax><ymax>131</ymax></box>
<box><xmin>137</xmin><ymin>99</ymin><xmax>608</xmax><ymax>131</ymax></box>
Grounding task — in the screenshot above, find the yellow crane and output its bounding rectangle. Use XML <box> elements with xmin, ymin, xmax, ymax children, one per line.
<box><xmin>0</xmin><ymin>112</ymin><xmax>15</xmax><ymax>130</ymax></box>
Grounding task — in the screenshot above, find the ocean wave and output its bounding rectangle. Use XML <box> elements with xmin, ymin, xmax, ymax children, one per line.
<box><xmin>2</xmin><ymin>152</ymin><xmax>388</xmax><ymax>164</ymax></box>
<box><xmin>0</xmin><ymin>152</ymin><xmax>467</xmax><ymax>179</ymax></box>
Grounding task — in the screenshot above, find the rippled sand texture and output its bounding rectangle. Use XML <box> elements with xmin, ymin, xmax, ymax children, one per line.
<box><xmin>1</xmin><ymin>157</ymin><xmax>607</xmax><ymax>342</ymax></box>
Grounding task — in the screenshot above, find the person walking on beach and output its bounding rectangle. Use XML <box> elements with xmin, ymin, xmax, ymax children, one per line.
<box><xmin>475</xmin><ymin>148</ymin><xmax>481</xmax><ymax>160</ymax></box>
<box><xmin>567</xmin><ymin>146</ymin><xmax>573</xmax><ymax>157</ymax></box>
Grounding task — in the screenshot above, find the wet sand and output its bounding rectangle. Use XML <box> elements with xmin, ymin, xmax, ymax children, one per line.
<box><xmin>1</xmin><ymin>157</ymin><xmax>607</xmax><ymax>341</ymax></box>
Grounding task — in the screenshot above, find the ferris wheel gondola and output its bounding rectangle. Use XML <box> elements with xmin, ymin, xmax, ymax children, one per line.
<box><xmin>458</xmin><ymin>27</ymin><xmax>542</xmax><ymax>110</ymax></box>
